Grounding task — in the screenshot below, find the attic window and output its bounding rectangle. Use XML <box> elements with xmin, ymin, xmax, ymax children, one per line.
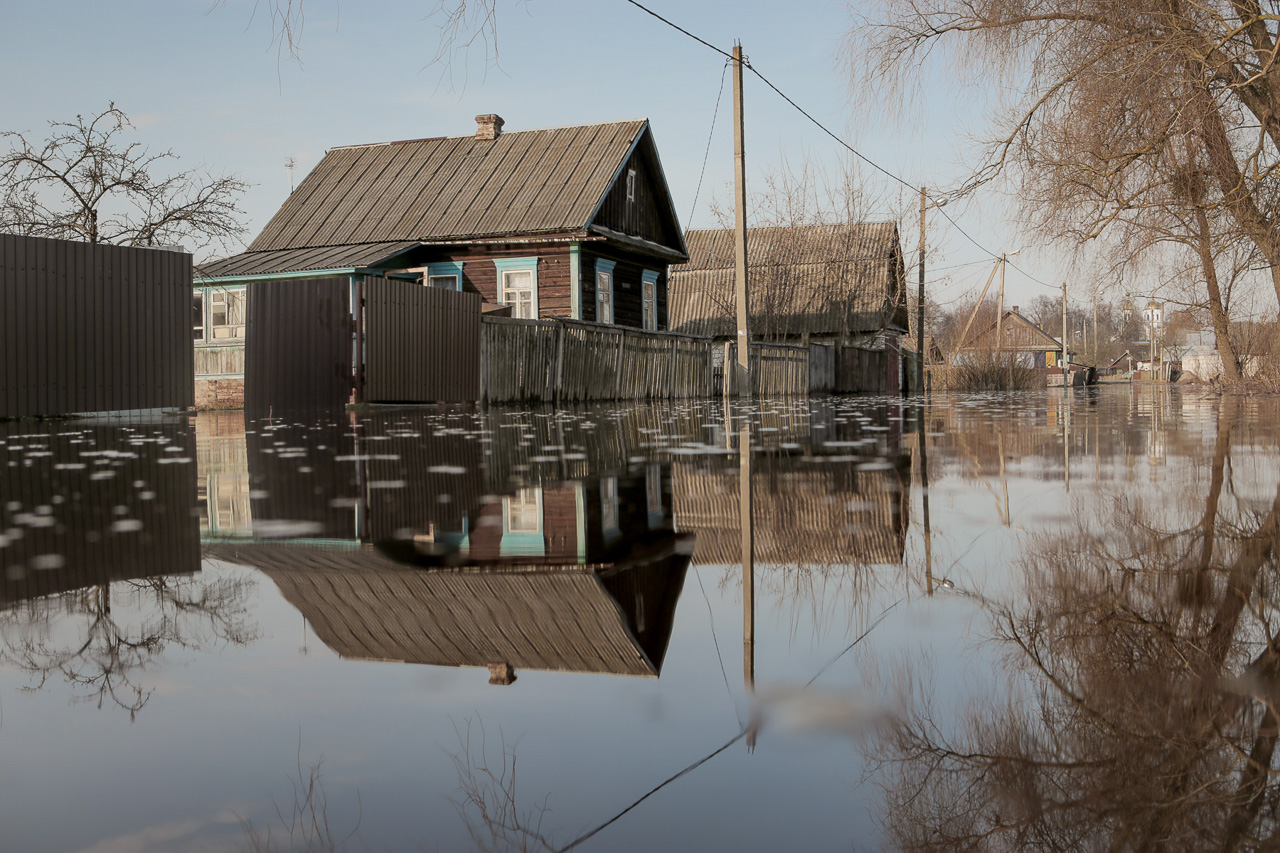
<box><xmin>626</xmin><ymin>169</ymin><xmax>636</xmax><ymax>203</ymax></box>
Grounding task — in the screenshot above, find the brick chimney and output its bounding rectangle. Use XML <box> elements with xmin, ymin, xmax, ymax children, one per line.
<box><xmin>475</xmin><ymin>114</ymin><xmax>504</xmax><ymax>141</ymax></box>
<box><xmin>1012</xmin><ymin>305</ymin><xmax>1019</xmax><ymax>314</ymax></box>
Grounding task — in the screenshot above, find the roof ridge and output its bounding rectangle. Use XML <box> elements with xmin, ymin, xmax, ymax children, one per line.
<box><xmin>329</xmin><ymin>118</ymin><xmax>649</xmax><ymax>152</ymax></box>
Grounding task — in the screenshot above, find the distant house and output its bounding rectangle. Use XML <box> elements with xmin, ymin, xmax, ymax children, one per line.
<box><xmin>193</xmin><ymin>115</ymin><xmax>689</xmax><ymax>405</ymax></box>
<box><xmin>958</xmin><ymin>307</ymin><xmax>1068</xmax><ymax>368</ymax></box>
<box><xmin>667</xmin><ymin>222</ymin><xmax>908</xmax><ymax>346</ymax></box>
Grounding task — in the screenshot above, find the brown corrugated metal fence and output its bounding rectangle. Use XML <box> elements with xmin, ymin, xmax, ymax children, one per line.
<box><xmin>363</xmin><ymin>277</ymin><xmax>480</xmax><ymax>403</ymax></box>
<box><xmin>244</xmin><ymin>277</ymin><xmax>352</xmax><ymax>413</ymax></box>
<box><xmin>1</xmin><ymin>234</ymin><xmax>193</xmax><ymax>418</ymax></box>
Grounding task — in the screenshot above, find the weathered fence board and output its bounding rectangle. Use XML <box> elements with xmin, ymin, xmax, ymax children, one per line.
<box><xmin>482</xmin><ymin>317</ymin><xmax>716</xmax><ymax>404</ymax></box>
<box><xmin>836</xmin><ymin>346</ymin><xmax>890</xmax><ymax>394</ymax></box>
<box><xmin>364</xmin><ymin>278</ymin><xmax>481</xmax><ymax>403</ymax></box>
<box><xmin>1</xmin><ymin>234</ymin><xmax>193</xmax><ymax>417</ymax></box>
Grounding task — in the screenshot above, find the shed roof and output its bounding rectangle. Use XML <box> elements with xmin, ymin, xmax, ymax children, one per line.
<box><xmin>196</xmin><ymin>241</ymin><xmax>420</xmax><ymax>279</ymax></box>
<box><xmin>668</xmin><ymin>223</ymin><xmax>907</xmax><ymax>338</ymax></box>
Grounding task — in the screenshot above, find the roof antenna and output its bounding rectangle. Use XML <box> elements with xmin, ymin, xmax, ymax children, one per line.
<box><xmin>285</xmin><ymin>157</ymin><xmax>296</xmax><ymax>193</ymax></box>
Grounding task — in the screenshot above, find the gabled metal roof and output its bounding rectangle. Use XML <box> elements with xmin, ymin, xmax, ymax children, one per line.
<box><xmin>248</xmin><ymin>120</ymin><xmax>650</xmax><ymax>252</ymax></box>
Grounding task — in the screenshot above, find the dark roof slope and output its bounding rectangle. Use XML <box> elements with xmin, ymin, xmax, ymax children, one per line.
<box><xmin>669</xmin><ymin>223</ymin><xmax>907</xmax><ymax>338</ymax></box>
<box><xmin>254</xmin><ymin>120</ymin><xmax>648</xmax><ymax>250</ymax></box>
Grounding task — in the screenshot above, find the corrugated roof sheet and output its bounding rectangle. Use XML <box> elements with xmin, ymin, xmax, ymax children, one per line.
<box><xmin>669</xmin><ymin>223</ymin><xmax>906</xmax><ymax>337</ymax></box>
<box><xmin>196</xmin><ymin>241</ymin><xmax>420</xmax><ymax>279</ymax></box>
<box><xmin>247</xmin><ymin>121</ymin><xmax>648</xmax><ymax>252</ymax></box>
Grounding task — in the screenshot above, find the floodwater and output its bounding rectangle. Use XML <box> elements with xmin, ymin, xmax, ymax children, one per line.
<box><xmin>1</xmin><ymin>385</ymin><xmax>1276</xmax><ymax>851</ymax></box>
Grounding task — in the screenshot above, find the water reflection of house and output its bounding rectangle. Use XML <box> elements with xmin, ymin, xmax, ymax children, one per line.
<box><xmin>673</xmin><ymin>455</ymin><xmax>910</xmax><ymax>567</ymax></box>
<box><xmin>209</xmin><ymin>537</ymin><xmax>689</xmax><ymax>680</ymax></box>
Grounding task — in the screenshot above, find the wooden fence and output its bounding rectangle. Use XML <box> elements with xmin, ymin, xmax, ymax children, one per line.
<box><xmin>718</xmin><ymin>342</ymin><xmax>811</xmax><ymax>397</ymax></box>
<box><xmin>1</xmin><ymin>234</ymin><xmax>193</xmax><ymax>417</ymax></box>
<box><xmin>482</xmin><ymin>317</ymin><xmax>716</xmax><ymax>404</ymax></box>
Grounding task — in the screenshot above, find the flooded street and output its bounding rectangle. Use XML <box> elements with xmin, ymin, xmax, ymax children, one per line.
<box><xmin>1</xmin><ymin>386</ymin><xmax>1276</xmax><ymax>851</ymax></box>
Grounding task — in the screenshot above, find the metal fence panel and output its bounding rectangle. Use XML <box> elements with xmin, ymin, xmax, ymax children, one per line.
<box><xmin>244</xmin><ymin>277</ymin><xmax>352</xmax><ymax>413</ymax></box>
<box><xmin>0</xmin><ymin>234</ymin><xmax>193</xmax><ymax>418</ymax></box>
<box><xmin>363</xmin><ymin>278</ymin><xmax>481</xmax><ymax>403</ymax></box>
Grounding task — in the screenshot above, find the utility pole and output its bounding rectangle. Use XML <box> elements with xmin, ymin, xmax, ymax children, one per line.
<box><xmin>917</xmin><ymin>187</ymin><xmax>927</xmax><ymax>394</ymax></box>
<box><xmin>995</xmin><ymin>253</ymin><xmax>1007</xmax><ymax>347</ymax></box>
<box><xmin>731</xmin><ymin>42</ymin><xmax>751</xmax><ymax>397</ymax></box>
<box><xmin>1062</xmin><ymin>281</ymin><xmax>1069</xmax><ymax>385</ymax></box>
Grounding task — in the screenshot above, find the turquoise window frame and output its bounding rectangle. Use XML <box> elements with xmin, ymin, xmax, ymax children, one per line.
<box><xmin>493</xmin><ymin>257</ymin><xmax>539</xmax><ymax>317</ymax></box>
<box><xmin>425</xmin><ymin>261</ymin><xmax>464</xmax><ymax>290</ymax></box>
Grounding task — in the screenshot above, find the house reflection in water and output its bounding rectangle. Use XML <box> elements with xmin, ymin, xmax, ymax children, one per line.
<box><xmin>202</xmin><ymin>442</ymin><xmax>692</xmax><ymax>682</ymax></box>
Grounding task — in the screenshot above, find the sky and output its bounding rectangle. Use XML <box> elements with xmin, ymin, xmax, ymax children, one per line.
<box><xmin>2</xmin><ymin>0</ymin><xmax>1094</xmax><ymax>311</ymax></box>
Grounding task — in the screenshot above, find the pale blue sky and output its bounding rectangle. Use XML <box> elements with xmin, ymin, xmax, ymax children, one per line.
<box><xmin>2</xmin><ymin>0</ymin><xmax>1083</xmax><ymax>308</ymax></box>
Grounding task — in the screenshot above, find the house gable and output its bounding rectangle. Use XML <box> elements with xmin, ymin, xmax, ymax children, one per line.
<box><xmin>588</xmin><ymin>125</ymin><xmax>687</xmax><ymax>261</ymax></box>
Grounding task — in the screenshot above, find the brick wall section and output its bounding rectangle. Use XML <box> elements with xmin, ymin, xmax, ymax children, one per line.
<box><xmin>195</xmin><ymin>378</ymin><xmax>245</xmax><ymax>410</ymax></box>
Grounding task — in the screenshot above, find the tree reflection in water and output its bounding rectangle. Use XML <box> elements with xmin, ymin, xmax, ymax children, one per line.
<box><xmin>876</xmin><ymin>398</ymin><xmax>1280</xmax><ymax>851</ymax></box>
<box><xmin>0</xmin><ymin>570</ymin><xmax>259</xmax><ymax>719</ymax></box>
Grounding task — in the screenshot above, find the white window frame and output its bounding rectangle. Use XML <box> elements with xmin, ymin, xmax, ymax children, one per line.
<box><xmin>493</xmin><ymin>257</ymin><xmax>539</xmax><ymax>319</ymax></box>
<box><xmin>626</xmin><ymin>168</ymin><xmax>636</xmax><ymax>203</ymax></box>
<box><xmin>595</xmin><ymin>258</ymin><xmax>616</xmax><ymax>325</ymax></box>
<box><xmin>197</xmin><ymin>285</ymin><xmax>247</xmax><ymax>341</ymax></box>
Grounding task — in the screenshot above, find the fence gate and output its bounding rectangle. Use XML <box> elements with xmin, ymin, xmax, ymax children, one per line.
<box><xmin>245</xmin><ymin>278</ymin><xmax>352</xmax><ymax>413</ymax></box>
<box><xmin>363</xmin><ymin>277</ymin><xmax>480</xmax><ymax>403</ymax></box>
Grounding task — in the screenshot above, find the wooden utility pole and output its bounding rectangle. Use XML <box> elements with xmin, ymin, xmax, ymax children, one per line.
<box><xmin>1062</xmin><ymin>281</ymin><xmax>1069</xmax><ymax>384</ymax></box>
<box><xmin>739</xmin><ymin>422</ymin><xmax>754</xmax><ymax>694</ymax></box>
<box><xmin>995</xmin><ymin>254</ymin><xmax>1007</xmax><ymax>347</ymax></box>
<box><xmin>917</xmin><ymin>187</ymin><xmax>927</xmax><ymax>394</ymax></box>
<box><xmin>732</xmin><ymin>43</ymin><xmax>751</xmax><ymax>396</ymax></box>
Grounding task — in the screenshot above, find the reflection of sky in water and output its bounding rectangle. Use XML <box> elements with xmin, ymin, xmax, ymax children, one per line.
<box><xmin>0</xmin><ymin>387</ymin><xmax>1271</xmax><ymax>851</ymax></box>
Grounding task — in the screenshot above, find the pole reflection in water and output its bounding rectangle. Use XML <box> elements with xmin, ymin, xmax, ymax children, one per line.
<box><xmin>740</xmin><ymin>416</ymin><xmax>755</xmax><ymax>699</ymax></box>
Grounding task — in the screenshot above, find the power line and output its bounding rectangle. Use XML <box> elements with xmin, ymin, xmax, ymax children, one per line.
<box><xmin>622</xmin><ymin>0</ymin><xmax>1068</xmax><ymax>292</ymax></box>
<box><xmin>688</xmin><ymin>59</ymin><xmax>730</xmax><ymax>227</ymax></box>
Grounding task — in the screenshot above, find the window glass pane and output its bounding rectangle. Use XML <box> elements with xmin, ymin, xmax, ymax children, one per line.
<box><xmin>502</xmin><ymin>269</ymin><xmax>535</xmax><ymax>319</ymax></box>
<box><xmin>597</xmin><ymin>272</ymin><xmax>612</xmax><ymax>324</ymax></box>
<box><xmin>428</xmin><ymin>274</ymin><xmax>458</xmax><ymax>289</ymax></box>
<box><xmin>193</xmin><ymin>293</ymin><xmax>204</xmax><ymax>340</ymax></box>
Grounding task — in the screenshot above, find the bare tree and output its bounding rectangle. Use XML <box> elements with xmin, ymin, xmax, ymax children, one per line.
<box><xmin>0</xmin><ymin>104</ymin><xmax>248</xmax><ymax>254</ymax></box>
<box><xmin>851</xmin><ymin>0</ymin><xmax>1280</xmax><ymax>366</ymax></box>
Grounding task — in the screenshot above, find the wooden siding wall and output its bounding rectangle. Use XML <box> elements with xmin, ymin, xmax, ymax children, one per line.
<box><xmin>594</xmin><ymin>142</ymin><xmax>681</xmax><ymax>250</ymax></box>
<box><xmin>363</xmin><ymin>276</ymin><xmax>481</xmax><ymax>403</ymax></box>
<box><xmin>244</xmin><ymin>277</ymin><xmax>352</xmax><ymax>413</ymax></box>
<box><xmin>0</xmin><ymin>234</ymin><xmax>194</xmax><ymax>417</ymax></box>
<box><xmin>581</xmin><ymin>248</ymin><xmax>668</xmax><ymax>329</ymax></box>
<box><xmin>431</xmin><ymin>245</ymin><xmax>575</xmax><ymax>318</ymax></box>
<box><xmin>481</xmin><ymin>316</ymin><xmax>714</xmax><ymax>404</ymax></box>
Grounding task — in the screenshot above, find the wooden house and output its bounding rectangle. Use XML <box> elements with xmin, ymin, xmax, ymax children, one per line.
<box><xmin>958</xmin><ymin>307</ymin><xmax>1068</xmax><ymax>368</ymax></box>
<box><xmin>193</xmin><ymin>115</ymin><xmax>689</xmax><ymax>404</ymax></box>
<box><xmin>667</xmin><ymin>223</ymin><xmax>909</xmax><ymax>345</ymax></box>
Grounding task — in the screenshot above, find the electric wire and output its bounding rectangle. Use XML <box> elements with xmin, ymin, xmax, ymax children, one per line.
<box><xmin>687</xmin><ymin>59</ymin><xmax>730</xmax><ymax>228</ymax></box>
<box><xmin>623</xmin><ymin>0</ymin><xmax>1070</xmax><ymax>295</ymax></box>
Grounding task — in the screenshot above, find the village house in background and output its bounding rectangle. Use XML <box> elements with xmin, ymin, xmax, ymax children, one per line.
<box><xmin>956</xmin><ymin>306</ymin><xmax>1068</xmax><ymax>370</ymax></box>
<box><xmin>193</xmin><ymin>115</ymin><xmax>688</xmax><ymax>407</ymax></box>
<box><xmin>667</xmin><ymin>223</ymin><xmax>909</xmax><ymax>393</ymax></box>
